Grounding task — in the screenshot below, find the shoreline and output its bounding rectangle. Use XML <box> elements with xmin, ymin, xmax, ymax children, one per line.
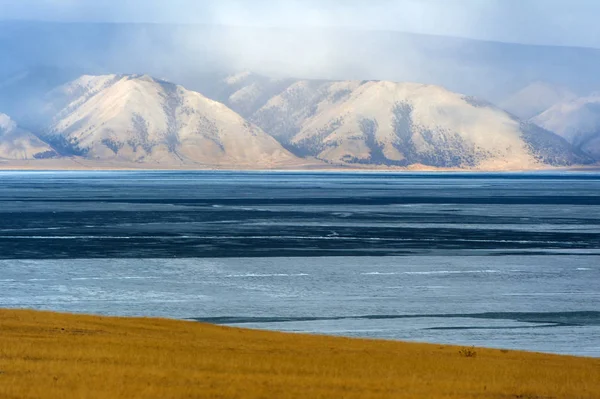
<box><xmin>1</xmin><ymin>166</ymin><xmax>600</xmax><ymax>173</ymax></box>
<box><xmin>1</xmin><ymin>158</ymin><xmax>599</xmax><ymax>172</ymax></box>
<box><xmin>1</xmin><ymin>309</ymin><xmax>599</xmax><ymax>399</ymax></box>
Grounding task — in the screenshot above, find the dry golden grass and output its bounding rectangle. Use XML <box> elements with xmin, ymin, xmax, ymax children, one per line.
<box><xmin>0</xmin><ymin>309</ymin><xmax>599</xmax><ymax>399</ymax></box>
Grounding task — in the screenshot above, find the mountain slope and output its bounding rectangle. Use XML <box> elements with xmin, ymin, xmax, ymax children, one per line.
<box><xmin>36</xmin><ymin>74</ymin><xmax>301</xmax><ymax>167</ymax></box>
<box><xmin>533</xmin><ymin>95</ymin><xmax>600</xmax><ymax>160</ymax></box>
<box><xmin>223</xmin><ymin>77</ymin><xmax>590</xmax><ymax>169</ymax></box>
<box><xmin>2</xmin><ymin>71</ymin><xmax>593</xmax><ymax>170</ymax></box>
<box><xmin>0</xmin><ymin>113</ymin><xmax>56</xmax><ymax>160</ymax></box>
<box><xmin>194</xmin><ymin>72</ymin><xmax>298</xmax><ymax>118</ymax></box>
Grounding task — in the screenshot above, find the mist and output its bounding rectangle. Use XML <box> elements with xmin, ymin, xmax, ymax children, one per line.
<box><xmin>4</xmin><ymin>0</ymin><xmax>600</xmax><ymax>47</ymax></box>
<box><xmin>2</xmin><ymin>0</ymin><xmax>600</xmax><ymax>111</ymax></box>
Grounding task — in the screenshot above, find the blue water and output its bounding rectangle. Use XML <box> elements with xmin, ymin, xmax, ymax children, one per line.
<box><xmin>0</xmin><ymin>171</ymin><xmax>599</xmax><ymax>357</ymax></box>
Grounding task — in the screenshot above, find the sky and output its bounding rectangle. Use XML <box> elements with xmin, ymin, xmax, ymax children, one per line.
<box><xmin>1</xmin><ymin>0</ymin><xmax>600</xmax><ymax>48</ymax></box>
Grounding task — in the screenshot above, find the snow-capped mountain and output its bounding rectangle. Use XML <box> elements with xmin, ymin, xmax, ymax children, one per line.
<box><xmin>0</xmin><ymin>70</ymin><xmax>594</xmax><ymax>170</ymax></box>
<box><xmin>36</xmin><ymin>74</ymin><xmax>301</xmax><ymax>167</ymax></box>
<box><xmin>500</xmin><ymin>82</ymin><xmax>577</xmax><ymax>120</ymax></box>
<box><xmin>0</xmin><ymin>113</ymin><xmax>56</xmax><ymax>160</ymax></box>
<box><xmin>533</xmin><ymin>95</ymin><xmax>600</xmax><ymax>160</ymax></box>
<box><xmin>211</xmin><ymin>74</ymin><xmax>591</xmax><ymax>169</ymax></box>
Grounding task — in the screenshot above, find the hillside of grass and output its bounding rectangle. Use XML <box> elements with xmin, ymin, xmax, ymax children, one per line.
<box><xmin>0</xmin><ymin>309</ymin><xmax>599</xmax><ymax>399</ymax></box>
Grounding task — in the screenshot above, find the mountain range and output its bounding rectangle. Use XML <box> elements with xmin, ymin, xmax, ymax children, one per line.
<box><xmin>1</xmin><ymin>22</ymin><xmax>599</xmax><ymax>170</ymax></box>
<box><xmin>0</xmin><ymin>72</ymin><xmax>595</xmax><ymax>170</ymax></box>
<box><xmin>211</xmin><ymin>74</ymin><xmax>590</xmax><ymax>168</ymax></box>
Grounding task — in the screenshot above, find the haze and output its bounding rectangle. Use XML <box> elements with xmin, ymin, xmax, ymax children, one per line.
<box><xmin>2</xmin><ymin>0</ymin><xmax>600</xmax><ymax>169</ymax></box>
<box><xmin>2</xmin><ymin>0</ymin><xmax>600</xmax><ymax>48</ymax></box>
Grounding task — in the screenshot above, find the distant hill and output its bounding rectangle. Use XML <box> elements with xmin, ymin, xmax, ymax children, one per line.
<box><xmin>0</xmin><ymin>113</ymin><xmax>56</xmax><ymax>160</ymax></box>
<box><xmin>31</xmin><ymin>74</ymin><xmax>301</xmax><ymax>168</ymax></box>
<box><xmin>533</xmin><ymin>95</ymin><xmax>600</xmax><ymax>161</ymax></box>
<box><xmin>500</xmin><ymin>82</ymin><xmax>577</xmax><ymax>120</ymax></box>
<box><xmin>194</xmin><ymin>73</ymin><xmax>592</xmax><ymax>169</ymax></box>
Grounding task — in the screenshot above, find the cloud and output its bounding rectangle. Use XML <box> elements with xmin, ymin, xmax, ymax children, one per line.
<box><xmin>3</xmin><ymin>0</ymin><xmax>600</xmax><ymax>47</ymax></box>
<box><xmin>3</xmin><ymin>0</ymin><xmax>600</xmax><ymax>105</ymax></box>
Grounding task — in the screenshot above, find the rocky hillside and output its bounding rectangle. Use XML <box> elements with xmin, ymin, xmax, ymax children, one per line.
<box><xmin>0</xmin><ymin>113</ymin><xmax>56</xmax><ymax>160</ymax></box>
<box><xmin>33</xmin><ymin>74</ymin><xmax>300</xmax><ymax>167</ymax></box>
<box><xmin>533</xmin><ymin>95</ymin><xmax>600</xmax><ymax>161</ymax></box>
<box><xmin>207</xmin><ymin>74</ymin><xmax>591</xmax><ymax>169</ymax></box>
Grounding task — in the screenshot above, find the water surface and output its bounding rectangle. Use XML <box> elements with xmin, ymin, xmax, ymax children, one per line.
<box><xmin>0</xmin><ymin>171</ymin><xmax>598</xmax><ymax>356</ymax></box>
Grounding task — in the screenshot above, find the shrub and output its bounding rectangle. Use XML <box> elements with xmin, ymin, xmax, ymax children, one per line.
<box><xmin>459</xmin><ymin>347</ymin><xmax>477</xmax><ymax>358</ymax></box>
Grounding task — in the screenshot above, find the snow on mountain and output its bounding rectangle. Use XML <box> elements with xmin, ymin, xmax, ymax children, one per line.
<box><xmin>0</xmin><ymin>113</ymin><xmax>56</xmax><ymax>160</ymax></box>
<box><xmin>37</xmin><ymin>74</ymin><xmax>301</xmax><ymax>167</ymax></box>
<box><xmin>195</xmin><ymin>72</ymin><xmax>298</xmax><ymax>118</ymax></box>
<box><xmin>2</xmin><ymin>70</ymin><xmax>593</xmax><ymax>170</ymax></box>
<box><xmin>219</xmin><ymin>77</ymin><xmax>590</xmax><ymax>169</ymax></box>
<box><xmin>533</xmin><ymin>95</ymin><xmax>600</xmax><ymax>160</ymax></box>
<box><xmin>500</xmin><ymin>82</ymin><xmax>577</xmax><ymax>120</ymax></box>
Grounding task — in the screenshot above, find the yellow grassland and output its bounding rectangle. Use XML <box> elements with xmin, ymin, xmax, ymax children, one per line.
<box><xmin>0</xmin><ymin>309</ymin><xmax>599</xmax><ymax>399</ymax></box>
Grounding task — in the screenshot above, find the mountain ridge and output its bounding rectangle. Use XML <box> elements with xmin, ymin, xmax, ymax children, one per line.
<box><xmin>29</xmin><ymin>74</ymin><xmax>303</xmax><ymax>168</ymax></box>
<box><xmin>202</xmin><ymin>73</ymin><xmax>592</xmax><ymax>169</ymax></box>
<box><xmin>0</xmin><ymin>72</ymin><xmax>596</xmax><ymax>170</ymax></box>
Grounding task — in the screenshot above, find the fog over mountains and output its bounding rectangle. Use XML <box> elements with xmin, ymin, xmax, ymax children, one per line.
<box><xmin>533</xmin><ymin>95</ymin><xmax>600</xmax><ymax>160</ymax></box>
<box><xmin>0</xmin><ymin>113</ymin><xmax>56</xmax><ymax>160</ymax></box>
<box><xmin>0</xmin><ymin>22</ymin><xmax>599</xmax><ymax>170</ymax></box>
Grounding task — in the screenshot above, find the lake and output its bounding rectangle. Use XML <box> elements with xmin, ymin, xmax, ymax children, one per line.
<box><xmin>0</xmin><ymin>171</ymin><xmax>599</xmax><ymax>356</ymax></box>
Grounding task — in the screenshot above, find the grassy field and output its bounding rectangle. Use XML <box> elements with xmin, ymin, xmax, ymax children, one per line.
<box><xmin>0</xmin><ymin>309</ymin><xmax>599</xmax><ymax>399</ymax></box>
